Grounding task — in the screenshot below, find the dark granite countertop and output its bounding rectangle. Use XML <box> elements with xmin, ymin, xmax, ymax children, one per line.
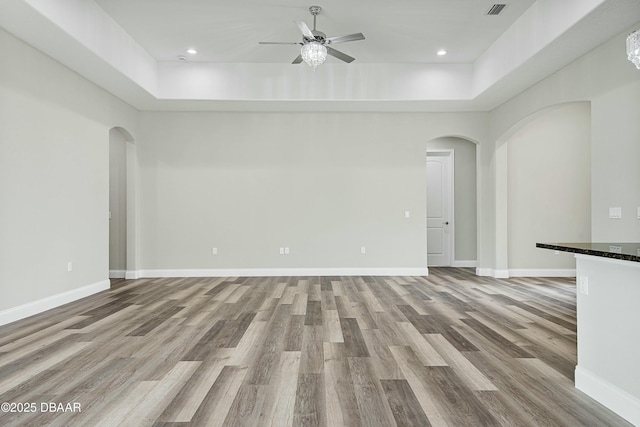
<box><xmin>536</xmin><ymin>242</ymin><xmax>640</xmax><ymax>263</ymax></box>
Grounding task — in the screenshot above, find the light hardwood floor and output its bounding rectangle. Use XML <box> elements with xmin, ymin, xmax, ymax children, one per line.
<box><xmin>0</xmin><ymin>268</ymin><xmax>631</xmax><ymax>426</ymax></box>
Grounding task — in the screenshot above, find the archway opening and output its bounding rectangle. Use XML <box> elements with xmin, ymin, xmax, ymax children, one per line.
<box><xmin>498</xmin><ymin>102</ymin><xmax>591</xmax><ymax>276</ymax></box>
<box><xmin>426</xmin><ymin>136</ymin><xmax>478</xmax><ymax>268</ymax></box>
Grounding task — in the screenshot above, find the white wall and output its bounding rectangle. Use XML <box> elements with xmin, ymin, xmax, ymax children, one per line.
<box><xmin>507</xmin><ymin>102</ymin><xmax>591</xmax><ymax>271</ymax></box>
<box><xmin>0</xmin><ymin>28</ymin><xmax>138</xmax><ymax>321</ymax></box>
<box><xmin>574</xmin><ymin>255</ymin><xmax>640</xmax><ymax>426</ymax></box>
<box><xmin>137</xmin><ymin>112</ymin><xmax>488</xmax><ymax>274</ymax></box>
<box><xmin>427</xmin><ymin>137</ymin><xmax>477</xmax><ymax>263</ymax></box>
<box><xmin>591</xmin><ymin>79</ymin><xmax>640</xmax><ymax>241</ymax></box>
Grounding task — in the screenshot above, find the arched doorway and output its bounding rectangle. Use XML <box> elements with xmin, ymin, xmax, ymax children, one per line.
<box><xmin>426</xmin><ymin>137</ymin><xmax>478</xmax><ymax>268</ymax></box>
<box><xmin>494</xmin><ymin>102</ymin><xmax>590</xmax><ymax>277</ymax></box>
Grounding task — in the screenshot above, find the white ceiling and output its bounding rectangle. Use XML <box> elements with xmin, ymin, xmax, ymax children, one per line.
<box><xmin>1</xmin><ymin>0</ymin><xmax>639</xmax><ymax>111</ymax></box>
<box><xmin>93</xmin><ymin>0</ymin><xmax>536</xmax><ymax>64</ymax></box>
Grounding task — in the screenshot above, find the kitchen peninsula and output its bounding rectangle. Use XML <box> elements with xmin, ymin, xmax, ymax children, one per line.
<box><xmin>537</xmin><ymin>242</ymin><xmax>640</xmax><ymax>426</ymax></box>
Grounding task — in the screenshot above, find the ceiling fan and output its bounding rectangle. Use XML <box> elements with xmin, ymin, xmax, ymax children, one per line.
<box><xmin>259</xmin><ymin>5</ymin><xmax>365</xmax><ymax>68</ymax></box>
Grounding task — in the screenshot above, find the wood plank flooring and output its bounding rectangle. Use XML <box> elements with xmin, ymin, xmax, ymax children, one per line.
<box><xmin>0</xmin><ymin>268</ymin><xmax>631</xmax><ymax>426</ymax></box>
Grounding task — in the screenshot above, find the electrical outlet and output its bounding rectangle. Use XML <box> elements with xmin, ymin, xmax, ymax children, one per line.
<box><xmin>579</xmin><ymin>276</ymin><xmax>589</xmax><ymax>295</ymax></box>
<box><xmin>284</xmin><ymin>247</ymin><xmax>290</xmax><ymax>255</ymax></box>
<box><xmin>404</xmin><ymin>211</ymin><xmax>410</xmax><ymax>219</ymax></box>
<box><xmin>361</xmin><ymin>246</ymin><xmax>366</xmax><ymax>254</ymax></box>
<box><xmin>279</xmin><ymin>247</ymin><xmax>284</xmax><ymax>255</ymax></box>
<box><xmin>212</xmin><ymin>247</ymin><xmax>218</xmax><ymax>255</ymax></box>
<box><xmin>609</xmin><ymin>245</ymin><xmax>622</xmax><ymax>254</ymax></box>
<box><xmin>67</xmin><ymin>262</ymin><xmax>73</xmax><ymax>272</ymax></box>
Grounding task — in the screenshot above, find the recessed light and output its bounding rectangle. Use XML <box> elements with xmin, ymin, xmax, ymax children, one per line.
<box><xmin>187</xmin><ymin>48</ymin><xmax>198</xmax><ymax>55</ymax></box>
<box><xmin>437</xmin><ymin>49</ymin><xmax>447</xmax><ymax>56</ymax></box>
<box><xmin>177</xmin><ymin>55</ymin><xmax>187</xmax><ymax>62</ymax></box>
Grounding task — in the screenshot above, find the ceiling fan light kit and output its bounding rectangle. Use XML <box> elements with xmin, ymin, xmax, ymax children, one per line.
<box><xmin>259</xmin><ymin>5</ymin><xmax>365</xmax><ymax>69</ymax></box>
<box><xmin>628</xmin><ymin>30</ymin><xmax>640</xmax><ymax>69</ymax></box>
<box><xmin>301</xmin><ymin>42</ymin><xmax>327</xmax><ymax>69</ymax></box>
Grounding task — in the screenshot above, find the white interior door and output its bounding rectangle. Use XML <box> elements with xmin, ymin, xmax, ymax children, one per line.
<box><xmin>427</xmin><ymin>151</ymin><xmax>453</xmax><ymax>266</ymax></box>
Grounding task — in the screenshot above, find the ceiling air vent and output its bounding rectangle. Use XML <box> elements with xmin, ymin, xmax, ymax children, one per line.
<box><xmin>486</xmin><ymin>4</ymin><xmax>507</xmax><ymax>15</ymax></box>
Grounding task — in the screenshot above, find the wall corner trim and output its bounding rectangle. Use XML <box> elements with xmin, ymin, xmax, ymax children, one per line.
<box><xmin>0</xmin><ymin>279</ymin><xmax>110</xmax><ymax>326</ymax></box>
<box><xmin>125</xmin><ymin>270</ymin><xmax>141</xmax><ymax>280</ymax></box>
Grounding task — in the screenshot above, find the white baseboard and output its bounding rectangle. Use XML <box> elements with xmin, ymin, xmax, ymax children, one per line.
<box><xmin>0</xmin><ymin>279</ymin><xmax>110</xmax><ymax>326</ymax></box>
<box><xmin>509</xmin><ymin>268</ymin><xmax>576</xmax><ymax>277</ymax></box>
<box><xmin>575</xmin><ymin>365</ymin><xmax>640</xmax><ymax>426</ymax></box>
<box><xmin>110</xmin><ymin>270</ymin><xmax>140</xmax><ymax>279</ymax></box>
<box><xmin>476</xmin><ymin>268</ymin><xmax>510</xmax><ymax>278</ymax></box>
<box><xmin>475</xmin><ymin>268</ymin><xmax>576</xmax><ymax>278</ymax></box>
<box><xmin>135</xmin><ymin>267</ymin><xmax>429</xmax><ymax>278</ymax></box>
<box><xmin>109</xmin><ymin>270</ymin><xmax>126</xmax><ymax>279</ymax></box>
<box><xmin>125</xmin><ymin>270</ymin><xmax>140</xmax><ymax>280</ymax></box>
<box><xmin>451</xmin><ymin>260</ymin><xmax>477</xmax><ymax>268</ymax></box>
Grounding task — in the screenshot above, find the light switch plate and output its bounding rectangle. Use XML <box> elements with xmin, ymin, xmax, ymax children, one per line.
<box><xmin>609</xmin><ymin>207</ymin><xmax>622</xmax><ymax>219</ymax></box>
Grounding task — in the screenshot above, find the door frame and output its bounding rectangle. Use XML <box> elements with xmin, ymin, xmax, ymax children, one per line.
<box><xmin>109</xmin><ymin>127</ymin><xmax>138</xmax><ymax>280</ymax></box>
<box><xmin>426</xmin><ymin>149</ymin><xmax>455</xmax><ymax>267</ymax></box>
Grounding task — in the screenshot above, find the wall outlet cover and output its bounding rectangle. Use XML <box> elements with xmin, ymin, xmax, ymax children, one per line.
<box><xmin>579</xmin><ymin>276</ymin><xmax>589</xmax><ymax>295</ymax></box>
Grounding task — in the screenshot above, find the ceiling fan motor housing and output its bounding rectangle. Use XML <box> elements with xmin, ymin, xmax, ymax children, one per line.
<box><xmin>306</xmin><ymin>6</ymin><xmax>325</xmax><ymax>44</ymax></box>
<box><xmin>308</xmin><ymin>31</ymin><xmax>327</xmax><ymax>44</ymax></box>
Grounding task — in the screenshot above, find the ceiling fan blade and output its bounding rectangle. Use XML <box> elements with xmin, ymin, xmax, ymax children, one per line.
<box><xmin>326</xmin><ymin>33</ymin><xmax>365</xmax><ymax>45</ymax></box>
<box><xmin>292</xmin><ymin>54</ymin><xmax>303</xmax><ymax>64</ymax></box>
<box><xmin>259</xmin><ymin>41</ymin><xmax>300</xmax><ymax>45</ymax></box>
<box><xmin>326</xmin><ymin>46</ymin><xmax>355</xmax><ymax>63</ymax></box>
<box><xmin>295</xmin><ymin>20</ymin><xmax>315</xmax><ymax>39</ymax></box>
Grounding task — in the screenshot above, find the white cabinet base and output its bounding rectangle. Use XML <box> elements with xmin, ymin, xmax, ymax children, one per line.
<box><xmin>575</xmin><ymin>254</ymin><xmax>640</xmax><ymax>426</ymax></box>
